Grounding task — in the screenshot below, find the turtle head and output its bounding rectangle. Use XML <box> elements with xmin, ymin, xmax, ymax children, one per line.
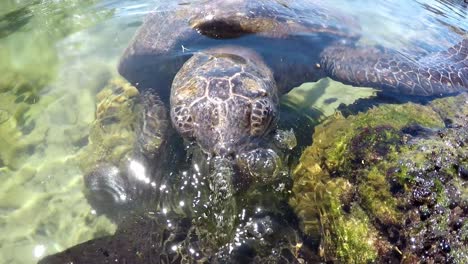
<box><xmin>170</xmin><ymin>46</ymin><xmax>278</xmax><ymax>157</ymax></box>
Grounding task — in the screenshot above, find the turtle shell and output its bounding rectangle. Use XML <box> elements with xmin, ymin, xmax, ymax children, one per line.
<box><xmin>118</xmin><ymin>0</ymin><xmax>360</xmax><ymax>100</ymax></box>
<box><xmin>170</xmin><ymin>46</ymin><xmax>279</xmax><ymax>155</ymax></box>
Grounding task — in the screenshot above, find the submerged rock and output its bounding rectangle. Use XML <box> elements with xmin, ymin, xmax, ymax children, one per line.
<box><xmin>290</xmin><ymin>93</ymin><xmax>467</xmax><ymax>263</ymax></box>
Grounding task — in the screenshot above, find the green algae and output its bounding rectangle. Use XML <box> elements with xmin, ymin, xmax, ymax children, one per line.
<box><xmin>358</xmin><ymin>166</ymin><xmax>401</xmax><ymax>225</ymax></box>
<box><xmin>78</xmin><ymin>78</ymin><xmax>141</xmax><ymax>175</ymax></box>
<box><xmin>331</xmin><ymin>205</ymin><xmax>379</xmax><ymax>263</ymax></box>
<box><xmin>291</xmin><ymin>93</ymin><xmax>467</xmax><ymax>262</ymax></box>
<box><xmin>429</xmin><ymin>92</ymin><xmax>468</xmax><ymax>127</ymax></box>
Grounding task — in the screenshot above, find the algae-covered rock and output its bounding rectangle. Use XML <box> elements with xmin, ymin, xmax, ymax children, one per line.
<box><xmin>77</xmin><ymin>77</ymin><xmax>170</xmax><ymax>175</ymax></box>
<box><xmin>290</xmin><ymin>93</ymin><xmax>467</xmax><ymax>263</ymax></box>
<box><xmin>77</xmin><ymin>78</ymin><xmax>143</xmax><ymax>175</ymax></box>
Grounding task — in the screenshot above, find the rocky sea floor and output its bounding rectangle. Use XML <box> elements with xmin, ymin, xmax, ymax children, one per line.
<box><xmin>291</xmin><ymin>93</ymin><xmax>468</xmax><ymax>263</ymax></box>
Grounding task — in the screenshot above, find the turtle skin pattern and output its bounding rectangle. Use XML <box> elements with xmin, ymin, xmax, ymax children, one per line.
<box><xmin>321</xmin><ymin>38</ymin><xmax>468</xmax><ymax>96</ymax></box>
<box><xmin>170</xmin><ymin>46</ymin><xmax>278</xmax><ymax>156</ymax></box>
<box><xmin>80</xmin><ymin>79</ymin><xmax>170</xmax><ymax>221</ymax></box>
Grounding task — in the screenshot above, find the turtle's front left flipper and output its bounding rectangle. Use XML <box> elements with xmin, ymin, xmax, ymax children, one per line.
<box><xmin>81</xmin><ymin>80</ymin><xmax>170</xmax><ymax>222</ymax></box>
<box><xmin>38</xmin><ymin>214</ymin><xmax>192</xmax><ymax>264</ymax></box>
<box><xmin>321</xmin><ymin>38</ymin><xmax>467</xmax><ymax>96</ymax></box>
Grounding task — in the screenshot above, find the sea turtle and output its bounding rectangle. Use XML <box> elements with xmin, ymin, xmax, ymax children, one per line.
<box><xmin>41</xmin><ymin>86</ymin><xmax>304</xmax><ymax>263</ymax></box>
<box><xmin>40</xmin><ymin>0</ymin><xmax>467</xmax><ymax>262</ymax></box>
<box><xmin>117</xmin><ymin>0</ymin><xmax>467</xmax><ymax>159</ymax></box>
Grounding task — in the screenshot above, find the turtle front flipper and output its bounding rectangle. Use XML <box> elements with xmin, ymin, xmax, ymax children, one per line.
<box><xmin>235</xmin><ymin>129</ymin><xmax>297</xmax><ymax>190</ymax></box>
<box><xmin>135</xmin><ymin>91</ymin><xmax>169</xmax><ymax>160</ymax></box>
<box><xmin>38</xmin><ymin>213</ymin><xmax>193</xmax><ymax>264</ymax></box>
<box><xmin>321</xmin><ymin>38</ymin><xmax>467</xmax><ymax>96</ymax></box>
<box><xmin>80</xmin><ymin>79</ymin><xmax>170</xmax><ymax>221</ymax></box>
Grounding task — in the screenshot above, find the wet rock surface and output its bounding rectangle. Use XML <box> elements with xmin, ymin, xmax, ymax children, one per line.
<box><xmin>291</xmin><ymin>93</ymin><xmax>467</xmax><ymax>263</ymax></box>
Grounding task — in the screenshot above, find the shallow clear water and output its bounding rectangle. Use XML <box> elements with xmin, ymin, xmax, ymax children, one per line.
<box><xmin>0</xmin><ymin>0</ymin><xmax>466</xmax><ymax>263</ymax></box>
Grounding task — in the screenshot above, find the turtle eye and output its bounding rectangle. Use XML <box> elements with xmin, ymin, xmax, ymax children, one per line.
<box><xmin>190</xmin><ymin>18</ymin><xmax>247</xmax><ymax>39</ymax></box>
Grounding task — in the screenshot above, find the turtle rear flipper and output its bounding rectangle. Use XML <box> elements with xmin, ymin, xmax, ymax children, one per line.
<box><xmin>321</xmin><ymin>38</ymin><xmax>467</xmax><ymax>96</ymax></box>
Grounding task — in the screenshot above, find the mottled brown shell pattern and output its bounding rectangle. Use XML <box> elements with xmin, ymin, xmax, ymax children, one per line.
<box><xmin>170</xmin><ymin>47</ymin><xmax>278</xmax><ymax>155</ymax></box>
